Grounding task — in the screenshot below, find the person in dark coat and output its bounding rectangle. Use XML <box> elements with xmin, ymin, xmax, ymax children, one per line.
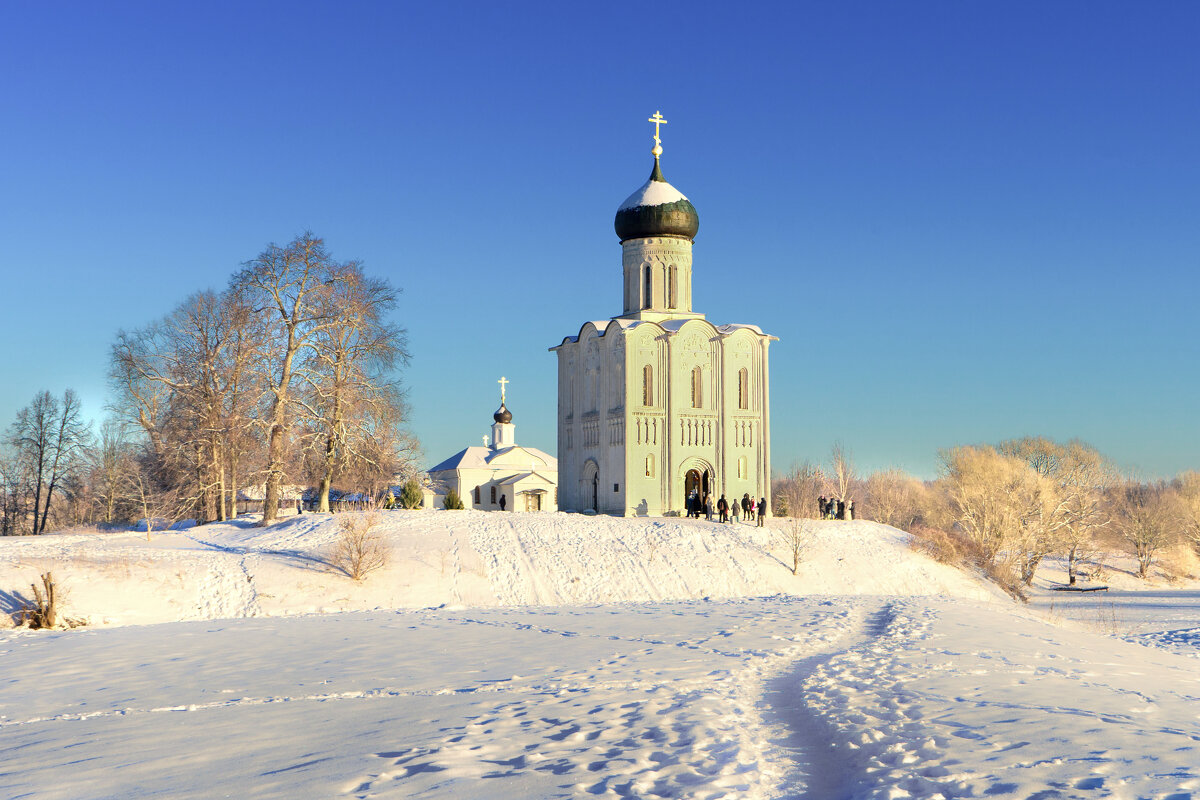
<box><xmin>717</xmin><ymin>495</ymin><xmax>728</xmax><ymax>523</ymax></box>
<box><xmin>757</xmin><ymin>497</ymin><xmax>767</xmax><ymax>527</ymax></box>
<box><xmin>741</xmin><ymin>494</ymin><xmax>751</xmax><ymax>522</ymax></box>
<box><xmin>500</xmin><ymin>494</ymin><xmax>507</xmax><ymax>511</ymax></box>
<box><xmin>836</xmin><ymin>499</ymin><xmax>845</xmax><ymax>520</ymax></box>
<box><xmin>818</xmin><ymin>495</ymin><xmax>827</xmax><ymax>519</ymax></box>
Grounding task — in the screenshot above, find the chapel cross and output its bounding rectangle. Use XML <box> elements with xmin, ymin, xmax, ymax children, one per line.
<box><xmin>498</xmin><ymin>376</ymin><xmax>509</xmax><ymax>404</ymax></box>
<box><xmin>648</xmin><ymin>110</ymin><xmax>667</xmax><ymax>155</ymax></box>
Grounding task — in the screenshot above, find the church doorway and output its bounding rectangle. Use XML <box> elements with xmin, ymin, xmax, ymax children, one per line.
<box><xmin>591</xmin><ymin>473</ymin><xmax>599</xmax><ymax>512</ymax></box>
<box><xmin>523</xmin><ymin>491</ymin><xmax>543</xmax><ymax>512</ymax></box>
<box><xmin>684</xmin><ymin>468</ymin><xmax>711</xmax><ymax>503</ymax></box>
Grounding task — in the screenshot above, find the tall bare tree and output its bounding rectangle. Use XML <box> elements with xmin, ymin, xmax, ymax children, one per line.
<box><xmin>231</xmin><ymin>233</ymin><xmax>354</xmax><ymax>525</ymax></box>
<box><xmin>299</xmin><ymin>266</ymin><xmax>409</xmax><ymax>512</ymax></box>
<box><xmin>8</xmin><ymin>390</ymin><xmax>90</xmax><ymax>533</ymax></box>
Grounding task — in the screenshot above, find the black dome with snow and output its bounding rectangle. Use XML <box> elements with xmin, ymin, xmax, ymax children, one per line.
<box><xmin>614</xmin><ymin>158</ymin><xmax>699</xmax><ymax>242</ymax></box>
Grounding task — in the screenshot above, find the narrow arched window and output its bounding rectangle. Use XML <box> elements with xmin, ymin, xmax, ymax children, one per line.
<box><xmin>643</xmin><ymin>265</ymin><xmax>652</xmax><ymax>309</ymax></box>
<box><xmin>691</xmin><ymin>366</ymin><xmax>702</xmax><ymax>409</ymax></box>
<box><xmin>643</xmin><ymin>364</ymin><xmax>653</xmax><ymax>406</ymax></box>
<box><xmin>645</xmin><ymin>454</ymin><xmax>655</xmax><ymax>477</ymax></box>
<box><xmin>490</xmin><ymin>485</ymin><xmax>496</xmax><ymax>504</ymax></box>
<box><xmin>668</xmin><ymin>265</ymin><xmax>677</xmax><ymax>309</ymax></box>
<box><xmin>474</xmin><ymin>486</ymin><xmax>481</xmax><ymax>504</ymax></box>
<box><xmin>738</xmin><ymin>368</ymin><xmax>749</xmax><ymax>410</ymax></box>
<box><xmin>738</xmin><ymin>456</ymin><xmax>747</xmax><ymax>479</ymax></box>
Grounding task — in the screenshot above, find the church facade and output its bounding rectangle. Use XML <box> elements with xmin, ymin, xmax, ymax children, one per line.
<box><xmin>551</xmin><ymin>115</ymin><xmax>775</xmax><ymax>516</ymax></box>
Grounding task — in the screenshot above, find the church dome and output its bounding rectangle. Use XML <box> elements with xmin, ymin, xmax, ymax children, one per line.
<box><xmin>614</xmin><ymin>157</ymin><xmax>699</xmax><ymax>242</ymax></box>
<box><xmin>493</xmin><ymin>403</ymin><xmax>512</xmax><ymax>424</ymax></box>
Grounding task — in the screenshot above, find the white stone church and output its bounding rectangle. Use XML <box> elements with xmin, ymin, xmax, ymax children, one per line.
<box><xmin>551</xmin><ymin>114</ymin><xmax>775</xmax><ymax>516</ymax></box>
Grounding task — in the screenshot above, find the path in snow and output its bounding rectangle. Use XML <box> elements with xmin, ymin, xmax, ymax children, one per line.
<box><xmin>4</xmin><ymin>595</ymin><xmax>1200</xmax><ymax>799</ymax></box>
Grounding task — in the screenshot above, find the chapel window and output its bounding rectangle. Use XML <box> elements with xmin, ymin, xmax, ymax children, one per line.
<box><xmin>474</xmin><ymin>486</ymin><xmax>480</xmax><ymax>504</ymax></box>
<box><xmin>643</xmin><ymin>364</ymin><xmax>653</xmax><ymax>406</ymax></box>
<box><xmin>668</xmin><ymin>265</ymin><xmax>677</xmax><ymax>309</ymax></box>
<box><xmin>738</xmin><ymin>456</ymin><xmax>747</xmax><ymax>479</ymax></box>
<box><xmin>691</xmin><ymin>366</ymin><xmax>702</xmax><ymax>409</ymax></box>
<box><xmin>490</xmin><ymin>485</ymin><xmax>496</xmax><ymax>504</ymax></box>
<box><xmin>738</xmin><ymin>368</ymin><xmax>749</xmax><ymax>410</ymax></box>
<box><xmin>643</xmin><ymin>265</ymin><xmax>652</xmax><ymax>309</ymax></box>
<box><xmin>645</xmin><ymin>454</ymin><xmax>655</xmax><ymax>477</ymax></box>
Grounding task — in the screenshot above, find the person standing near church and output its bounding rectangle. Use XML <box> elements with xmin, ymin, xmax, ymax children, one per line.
<box><xmin>741</xmin><ymin>493</ymin><xmax>751</xmax><ymax>523</ymax></box>
<box><xmin>730</xmin><ymin>498</ymin><xmax>739</xmax><ymax>523</ymax></box>
<box><xmin>718</xmin><ymin>494</ymin><xmax>728</xmax><ymax>523</ymax></box>
<box><xmin>500</xmin><ymin>494</ymin><xmax>507</xmax><ymax>511</ymax></box>
<box><xmin>705</xmin><ymin>495</ymin><xmax>713</xmax><ymax>521</ymax></box>
<box><xmin>757</xmin><ymin>497</ymin><xmax>766</xmax><ymax>527</ymax></box>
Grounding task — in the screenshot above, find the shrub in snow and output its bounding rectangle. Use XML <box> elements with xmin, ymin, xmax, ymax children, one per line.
<box><xmin>401</xmin><ymin>479</ymin><xmax>423</xmax><ymax>510</ymax></box>
<box><xmin>443</xmin><ymin>488</ymin><xmax>464</xmax><ymax>510</ymax></box>
<box><xmin>330</xmin><ymin>513</ymin><xmax>389</xmax><ymax>581</ymax></box>
<box><xmin>14</xmin><ymin>572</ymin><xmax>85</xmax><ymax>629</ymax></box>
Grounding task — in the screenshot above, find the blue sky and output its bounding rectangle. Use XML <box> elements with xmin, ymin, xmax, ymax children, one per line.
<box><xmin>1</xmin><ymin>1</ymin><xmax>1197</xmax><ymax>479</ymax></box>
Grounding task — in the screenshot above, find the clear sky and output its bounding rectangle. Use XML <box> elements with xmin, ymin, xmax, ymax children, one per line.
<box><xmin>1</xmin><ymin>1</ymin><xmax>1197</xmax><ymax>480</ymax></box>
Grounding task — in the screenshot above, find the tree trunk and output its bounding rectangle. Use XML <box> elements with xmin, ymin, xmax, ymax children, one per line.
<box><xmin>229</xmin><ymin>450</ymin><xmax>239</xmax><ymax>518</ymax></box>
<box><xmin>262</xmin><ymin>422</ymin><xmax>285</xmax><ymax>526</ymax></box>
<box><xmin>318</xmin><ymin>433</ymin><xmax>336</xmax><ymax>513</ymax></box>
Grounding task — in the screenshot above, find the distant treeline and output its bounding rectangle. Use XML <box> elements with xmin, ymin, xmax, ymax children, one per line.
<box><xmin>773</xmin><ymin>438</ymin><xmax>1200</xmax><ymax>593</ymax></box>
<box><xmin>1</xmin><ymin>233</ymin><xmax>416</xmax><ymax>535</ymax></box>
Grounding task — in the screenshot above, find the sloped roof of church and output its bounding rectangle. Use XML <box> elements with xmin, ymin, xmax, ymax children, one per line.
<box><xmin>428</xmin><ymin>445</ymin><xmax>557</xmax><ymax>474</ymax></box>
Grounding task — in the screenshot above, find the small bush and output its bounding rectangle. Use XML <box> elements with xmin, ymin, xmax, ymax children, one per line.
<box><xmin>330</xmin><ymin>513</ymin><xmax>389</xmax><ymax>581</ymax></box>
<box><xmin>401</xmin><ymin>479</ymin><xmax>423</xmax><ymax>510</ymax></box>
<box><xmin>443</xmin><ymin>488</ymin><xmax>465</xmax><ymax>510</ymax></box>
<box><xmin>13</xmin><ymin>572</ymin><xmax>86</xmax><ymax>628</ymax></box>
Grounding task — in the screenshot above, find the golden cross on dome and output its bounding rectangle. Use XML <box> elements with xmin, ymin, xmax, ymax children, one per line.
<box><xmin>498</xmin><ymin>376</ymin><xmax>509</xmax><ymax>404</ymax></box>
<box><xmin>648</xmin><ymin>110</ymin><xmax>667</xmax><ymax>156</ymax></box>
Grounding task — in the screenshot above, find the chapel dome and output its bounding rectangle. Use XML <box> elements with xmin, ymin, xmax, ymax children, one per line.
<box><xmin>493</xmin><ymin>403</ymin><xmax>512</xmax><ymax>424</ymax></box>
<box><xmin>614</xmin><ymin>157</ymin><xmax>699</xmax><ymax>242</ymax></box>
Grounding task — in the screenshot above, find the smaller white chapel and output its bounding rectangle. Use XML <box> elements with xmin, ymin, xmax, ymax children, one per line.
<box><xmin>427</xmin><ymin>378</ymin><xmax>559</xmax><ymax>512</ymax></box>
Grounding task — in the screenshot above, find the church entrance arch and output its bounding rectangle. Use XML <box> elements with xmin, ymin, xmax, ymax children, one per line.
<box><xmin>582</xmin><ymin>460</ymin><xmax>599</xmax><ymax>513</ymax></box>
<box><xmin>680</xmin><ymin>457</ymin><xmax>716</xmax><ymax>514</ymax></box>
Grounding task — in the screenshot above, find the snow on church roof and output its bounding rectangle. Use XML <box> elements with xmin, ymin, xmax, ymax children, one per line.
<box><xmin>617</xmin><ymin>177</ymin><xmax>688</xmax><ymax>211</ymax></box>
<box><xmin>428</xmin><ymin>445</ymin><xmax>556</xmax><ymax>474</ymax></box>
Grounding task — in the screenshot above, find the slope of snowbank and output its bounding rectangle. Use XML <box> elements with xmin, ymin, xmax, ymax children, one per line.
<box><xmin>0</xmin><ymin>511</ymin><xmax>998</xmax><ymax>627</ymax></box>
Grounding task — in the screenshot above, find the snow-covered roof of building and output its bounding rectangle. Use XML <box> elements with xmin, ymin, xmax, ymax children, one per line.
<box><xmin>428</xmin><ymin>445</ymin><xmax>557</xmax><ymax>474</ymax></box>
<box><xmin>496</xmin><ymin>471</ymin><xmax>556</xmax><ymax>488</ymax></box>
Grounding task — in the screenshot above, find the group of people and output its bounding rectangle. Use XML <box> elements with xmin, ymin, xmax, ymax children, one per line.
<box><xmin>818</xmin><ymin>495</ymin><xmax>854</xmax><ymax>521</ymax></box>
<box><xmin>686</xmin><ymin>490</ymin><xmax>767</xmax><ymax>526</ymax></box>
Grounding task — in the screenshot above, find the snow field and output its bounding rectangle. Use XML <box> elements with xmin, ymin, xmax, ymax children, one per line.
<box><xmin>4</xmin><ymin>512</ymin><xmax>1200</xmax><ymax>798</ymax></box>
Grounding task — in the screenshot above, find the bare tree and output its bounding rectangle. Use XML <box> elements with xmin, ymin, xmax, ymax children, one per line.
<box><xmin>940</xmin><ymin>445</ymin><xmax>1041</xmax><ymax>567</ymax></box>
<box><xmin>1175</xmin><ymin>471</ymin><xmax>1200</xmax><ymax>554</ymax></box>
<box><xmin>231</xmin><ymin>233</ymin><xmax>351</xmax><ymax>525</ymax></box>
<box><xmin>1113</xmin><ymin>481</ymin><xmax>1181</xmax><ymax>578</ymax></box>
<box><xmin>8</xmin><ymin>390</ymin><xmax>90</xmax><ymax>534</ymax></box>
<box><xmin>828</xmin><ymin>442</ymin><xmax>856</xmax><ymax>504</ymax></box>
<box><xmin>299</xmin><ymin>266</ymin><xmax>409</xmax><ymax>512</ymax></box>
<box><xmin>863</xmin><ymin>468</ymin><xmax>925</xmax><ymax>529</ymax></box>
<box><xmin>779</xmin><ymin>518</ymin><xmax>811</xmax><ymax>575</ymax></box>
<box><xmin>772</xmin><ymin>461</ymin><xmax>826</xmax><ymax>519</ymax></box>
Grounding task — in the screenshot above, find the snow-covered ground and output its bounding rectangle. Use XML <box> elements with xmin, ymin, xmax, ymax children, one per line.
<box><xmin>2</xmin><ymin>511</ymin><xmax>1199</xmax><ymax>799</ymax></box>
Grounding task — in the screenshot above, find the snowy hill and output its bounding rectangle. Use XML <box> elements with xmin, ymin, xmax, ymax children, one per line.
<box><xmin>0</xmin><ymin>511</ymin><xmax>996</xmax><ymax>627</ymax></box>
<box><xmin>6</xmin><ymin>513</ymin><xmax>1200</xmax><ymax>799</ymax></box>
